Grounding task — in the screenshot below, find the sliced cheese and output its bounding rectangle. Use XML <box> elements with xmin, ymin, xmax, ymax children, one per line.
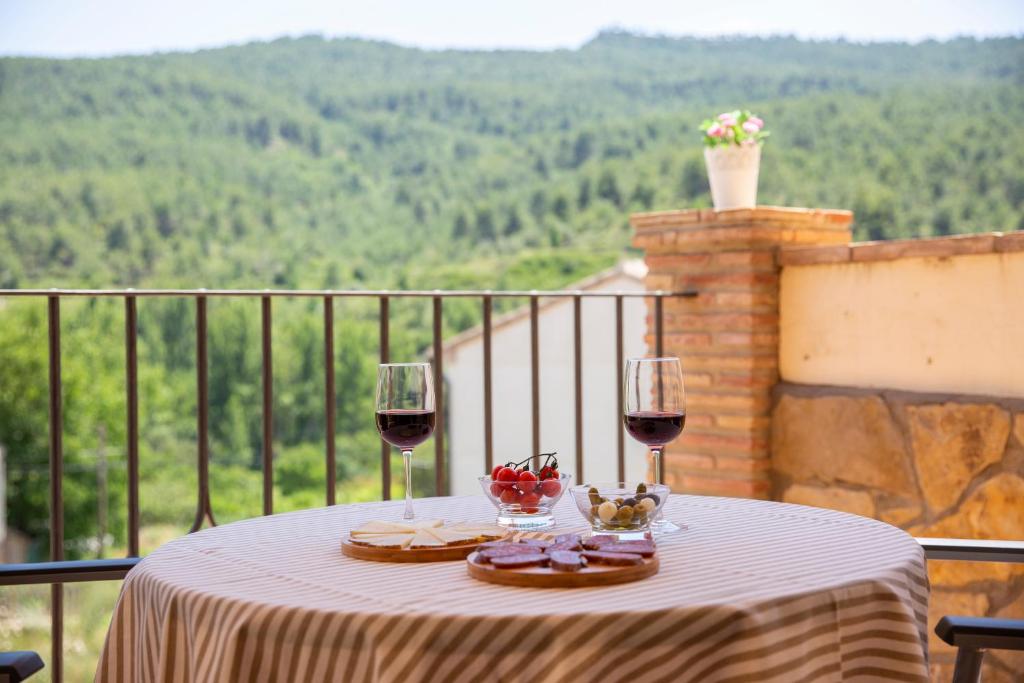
<box><xmin>409</xmin><ymin>529</ymin><xmax>446</xmax><ymax>548</ymax></box>
<box><xmin>348</xmin><ymin>519</ymin><xmax>505</xmax><ymax>551</ymax></box>
<box><xmin>423</xmin><ymin>527</ymin><xmax>479</xmax><ymax>546</ymax></box>
<box><xmin>410</xmin><ymin>519</ymin><xmax>444</xmax><ymax>529</ymax></box>
<box><xmin>448</xmin><ymin>523</ymin><xmax>507</xmax><ymax>540</ymax></box>
<box><xmin>351</xmin><ymin>520</ymin><xmax>416</xmax><ymax>536</ymax></box>
<box><xmin>351</xmin><ymin>533</ymin><xmax>414</xmax><ymax>548</ymax></box>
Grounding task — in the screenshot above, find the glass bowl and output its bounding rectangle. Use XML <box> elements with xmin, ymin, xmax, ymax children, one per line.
<box><xmin>479</xmin><ymin>472</ymin><xmax>572</xmax><ymax>530</ymax></box>
<box><xmin>570</xmin><ymin>482</ymin><xmax>669</xmax><ymax>536</ymax></box>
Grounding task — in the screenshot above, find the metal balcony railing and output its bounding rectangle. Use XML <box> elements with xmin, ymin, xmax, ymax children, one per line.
<box><xmin>0</xmin><ymin>286</ymin><xmax>693</xmax><ymax>681</ymax></box>
<box><xmin>2</xmin><ymin>287</ymin><xmax>1023</xmax><ymax>682</ymax></box>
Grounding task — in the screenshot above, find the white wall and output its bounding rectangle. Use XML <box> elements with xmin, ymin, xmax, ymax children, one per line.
<box><xmin>444</xmin><ymin>273</ymin><xmax>650</xmax><ymax>496</ymax></box>
<box><xmin>780</xmin><ymin>251</ymin><xmax>1024</xmax><ymax>398</ymax></box>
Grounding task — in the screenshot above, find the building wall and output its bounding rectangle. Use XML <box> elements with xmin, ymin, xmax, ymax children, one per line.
<box><xmin>444</xmin><ymin>272</ymin><xmax>649</xmax><ymax>498</ymax></box>
<box><xmin>773</xmin><ymin>234</ymin><xmax>1024</xmax><ymax>682</ymax></box>
<box><xmin>779</xmin><ymin>235</ymin><xmax>1024</xmax><ymax>398</ymax></box>
<box><xmin>633</xmin><ymin>209</ymin><xmax>1024</xmax><ymax>683</ymax></box>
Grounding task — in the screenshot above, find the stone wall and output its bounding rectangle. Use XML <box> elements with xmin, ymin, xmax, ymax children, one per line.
<box><xmin>773</xmin><ymin>383</ymin><xmax>1024</xmax><ymax>682</ymax></box>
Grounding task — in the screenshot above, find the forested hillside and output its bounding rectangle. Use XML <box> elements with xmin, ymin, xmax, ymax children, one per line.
<box><xmin>1</xmin><ymin>32</ymin><xmax>1023</xmax><ymax>563</ymax></box>
<box><xmin>2</xmin><ymin>32</ymin><xmax>1023</xmax><ymax>290</ymax></box>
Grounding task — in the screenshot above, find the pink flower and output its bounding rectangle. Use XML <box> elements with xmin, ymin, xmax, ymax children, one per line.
<box><xmin>742</xmin><ymin>120</ymin><xmax>760</xmax><ymax>134</ymax></box>
<box><xmin>718</xmin><ymin>112</ymin><xmax>737</xmax><ymax>127</ymax></box>
<box><xmin>747</xmin><ymin>116</ymin><xmax>764</xmax><ymax>129</ymax></box>
<box><xmin>707</xmin><ymin>123</ymin><xmax>725</xmax><ymax>138</ymax></box>
<box><xmin>725</xmin><ymin>126</ymin><xmax>735</xmax><ymax>137</ymax></box>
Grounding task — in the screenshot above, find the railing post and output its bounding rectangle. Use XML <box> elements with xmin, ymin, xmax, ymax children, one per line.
<box><xmin>261</xmin><ymin>295</ymin><xmax>273</xmax><ymax>515</ymax></box>
<box><xmin>324</xmin><ymin>296</ymin><xmax>336</xmax><ymax>505</ymax></box>
<box><xmin>432</xmin><ymin>296</ymin><xmax>445</xmax><ymax>496</ymax></box>
<box><xmin>482</xmin><ymin>295</ymin><xmax>493</xmax><ymax>474</ymax></box>
<box><xmin>47</xmin><ymin>295</ymin><xmax>64</xmax><ymax>683</ymax></box>
<box><xmin>125</xmin><ymin>295</ymin><xmax>140</xmax><ymax>557</ymax></box>
<box><xmin>615</xmin><ymin>295</ymin><xmax>625</xmax><ymax>482</ymax></box>
<box><xmin>190</xmin><ymin>296</ymin><xmax>215</xmax><ymax>531</ymax></box>
<box><xmin>379</xmin><ymin>296</ymin><xmax>390</xmax><ymax>500</ymax></box>
<box><xmin>530</xmin><ymin>295</ymin><xmax>540</xmax><ymax>468</ymax></box>
<box><xmin>573</xmin><ymin>295</ymin><xmax>583</xmax><ymax>483</ymax></box>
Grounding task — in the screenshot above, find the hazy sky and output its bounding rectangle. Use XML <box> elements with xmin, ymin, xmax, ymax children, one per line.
<box><xmin>2</xmin><ymin>0</ymin><xmax>1022</xmax><ymax>57</ymax></box>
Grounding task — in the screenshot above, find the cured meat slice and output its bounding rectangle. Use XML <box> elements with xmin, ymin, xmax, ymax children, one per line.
<box><xmin>518</xmin><ymin>538</ymin><xmax>552</xmax><ymax>549</ymax></box>
<box><xmin>581</xmin><ymin>550</ymin><xmax>644</xmax><ymax>566</ymax></box>
<box><xmin>478</xmin><ymin>540</ymin><xmax>517</xmax><ymax>550</ymax></box>
<box><xmin>545</xmin><ymin>540</ymin><xmax>581</xmax><ymax>553</ymax></box>
<box><xmin>554</xmin><ymin>533</ymin><xmax>581</xmax><ymax>546</ymax></box>
<box><xmin>490</xmin><ymin>553</ymin><xmax>549</xmax><ymax>569</ymax></box>
<box><xmin>477</xmin><ymin>545</ymin><xmax>544</xmax><ymax>563</ymax></box>
<box><xmin>581</xmin><ymin>535</ymin><xmax>618</xmax><ymax>550</ymax></box>
<box><xmin>599</xmin><ymin>541</ymin><xmax>657</xmax><ymax>558</ymax></box>
<box><xmin>548</xmin><ymin>550</ymin><xmax>586</xmax><ymax>572</ymax></box>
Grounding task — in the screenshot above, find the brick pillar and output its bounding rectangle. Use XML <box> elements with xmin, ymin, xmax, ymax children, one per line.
<box><xmin>630</xmin><ymin>207</ymin><xmax>853</xmax><ymax>499</ymax></box>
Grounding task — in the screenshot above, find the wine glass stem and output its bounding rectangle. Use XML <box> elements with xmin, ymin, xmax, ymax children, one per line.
<box><xmin>402</xmin><ymin>449</ymin><xmax>414</xmax><ymax>520</ymax></box>
<box><xmin>651</xmin><ymin>447</ymin><xmax>663</xmax><ymax>485</ymax></box>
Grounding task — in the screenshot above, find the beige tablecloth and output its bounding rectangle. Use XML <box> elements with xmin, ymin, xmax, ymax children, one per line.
<box><xmin>95</xmin><ymin>495</ymin><xmax>929</xmax><ymax>682</ymax></box>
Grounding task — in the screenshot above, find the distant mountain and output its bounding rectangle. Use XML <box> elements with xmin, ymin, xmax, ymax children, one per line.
<box><xmin>1</xmin><ymin>32</ymin><xmax>1022</xmax><ymax>289</ymax></box>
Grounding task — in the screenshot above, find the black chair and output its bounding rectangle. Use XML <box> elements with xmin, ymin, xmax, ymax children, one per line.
<box><xmin>0</xmin><ymin>651</ymin><xmax>44</xmax><ymax>682</ymax></box>
<box><xmin>920</xmin><ymin>538</ymin><xmax>1024</xmax><ymax>683</ymax></box>
<box><xmin>935</xmin><ymin>616</ymin><xmax>1024</xmax><ymax>683</ymax></box>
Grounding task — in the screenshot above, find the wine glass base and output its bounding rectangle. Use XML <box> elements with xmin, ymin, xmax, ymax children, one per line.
<box><xmin>650</xmin><ymin>519</ymin><xmax>684</xmax><ymax>535</ymax></box>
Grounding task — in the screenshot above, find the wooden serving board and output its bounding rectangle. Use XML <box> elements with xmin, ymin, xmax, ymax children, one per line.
<box><xmin>342</xmin><ymin>538</ymin><xmax>507</xmax><ymax>563</ymax></box>
<box><xmin>466</xmin><ymin>551</ymin><xmax>659</xmax><ymax>588</ymax></box>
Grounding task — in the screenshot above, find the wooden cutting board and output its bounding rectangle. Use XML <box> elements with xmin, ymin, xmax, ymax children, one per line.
<box><xmin>466</xmin><ymin>551</ymin><xmax>659</xmax><ymax>588</ymax></box>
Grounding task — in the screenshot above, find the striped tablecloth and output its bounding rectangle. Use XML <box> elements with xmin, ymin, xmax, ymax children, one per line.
<box><xmin>95</xmin><ymin>494</ymin><xmax>929</xmax><ymax>682</ymax></box>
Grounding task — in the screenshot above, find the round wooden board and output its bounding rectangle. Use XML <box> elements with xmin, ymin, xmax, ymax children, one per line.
<box><xmin>466</xmin><ymin>551</ymin><xmax>659</xmax><ymax>588</ymax></box>
<box><xmin>342</xmin><ymin>538</ymin><xmax>506</xmax><ymax>563</ymax></box>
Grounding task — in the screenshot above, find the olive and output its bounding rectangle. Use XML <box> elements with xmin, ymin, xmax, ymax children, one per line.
<box><xmin>590</xmin><ymin>504</ymin><xmax>601</xmax><ymax>519</ymax></box>
<box><xmin>636</xmin><ymin>482</ymin><xmax>647</xmax><ymax>495</ymax></box>
<box><xmin>588</xmin><ymin>486</ymin><xmax>601</xmax><ymax>505</ymax></box>
<box><xmin>598</xmin><ymin>501</ymin><xmax>618</xmax><ymax>523</ymax></box>
<box><xmin>614</xmin><ymin>497</ymin><xmax>625</xmax><ymax>506</ymax></box>
<box><xmin>616</xmin><ymin>505</ymin><xmax>635</xmax><ymax>523</ymax></box>
<box><xmin>623</xmin><ymin>497</ymin><xmax>637</xmax><ymax>507</ymax></box>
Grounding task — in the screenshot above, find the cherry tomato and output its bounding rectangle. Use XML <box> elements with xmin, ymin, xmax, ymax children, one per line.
<box><xmin>499</xmin><ymin>488</ymin><xmax>519</xmax><ymax>504</ymax></box>
<box><xmin>520</xmin><ymin>491</ymin><xmax>541</xmax><ymax>507</ymax></box>
<box><xmin>490</xmin><ymin>464</ymin><xmax>505</xmax><ymax>480</ymax></box>
<box><xmin>517</xmin><ymin>470</ymin><xmax>538</xmax><ymax>494</ymax></box>
<box><xmin>496</xmin><ymin>466</ymin><xmax>518</xmax><ymax>483</ymax></box>
<box><xmin>490</xmin><ymin>482</ymin><xmax>505</xmax><ymax>497</ymax></box>
<box><xmin>540</xmin><ymin>479</ymin><xmax>561</xmax><ymax>498</ymax></box>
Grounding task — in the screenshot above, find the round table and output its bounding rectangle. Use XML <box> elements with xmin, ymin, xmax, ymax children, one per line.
<box><xmin>95</xmin><ymin>495</ymin><xmax>929</xmax><ymax>682</ymax></box>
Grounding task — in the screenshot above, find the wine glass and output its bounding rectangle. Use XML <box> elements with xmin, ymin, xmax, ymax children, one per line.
<box><xmin>623</xmin><ymin>357</ymin><xmax>686</xmax><ymax>534</ymax></box>
<box><xmin>375</xmin><ymin>362</ymin><xmax>435</xmax><ymax>520</ymax></box>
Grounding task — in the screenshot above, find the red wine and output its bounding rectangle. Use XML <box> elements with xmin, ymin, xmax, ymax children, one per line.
<box><xmin>376</xmin><ymin>409</ymin><xmax>435</xmax><ymax>449</ymax></box>
<box><xmin>623</xmin><ymin>410</ymin><xmax>685</xmax><ymax>447</ymax></box>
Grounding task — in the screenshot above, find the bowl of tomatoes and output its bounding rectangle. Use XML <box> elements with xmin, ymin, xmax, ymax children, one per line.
<box><xmin>479</xmin><ymin>453</ymin><xmax>571</xmax><ymax>530</ymax></box>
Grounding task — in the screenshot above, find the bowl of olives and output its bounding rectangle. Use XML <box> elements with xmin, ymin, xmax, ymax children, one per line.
<box><xmin>570</xmin><ymin>482</ymin><xmax>669</xmax><ymax>535</ymax></box>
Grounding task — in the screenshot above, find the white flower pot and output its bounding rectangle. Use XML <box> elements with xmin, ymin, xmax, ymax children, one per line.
<box><xmin>704</xmin><ymin>145</ymin><xmax>761</xmax><ymax>210</ymax></box>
